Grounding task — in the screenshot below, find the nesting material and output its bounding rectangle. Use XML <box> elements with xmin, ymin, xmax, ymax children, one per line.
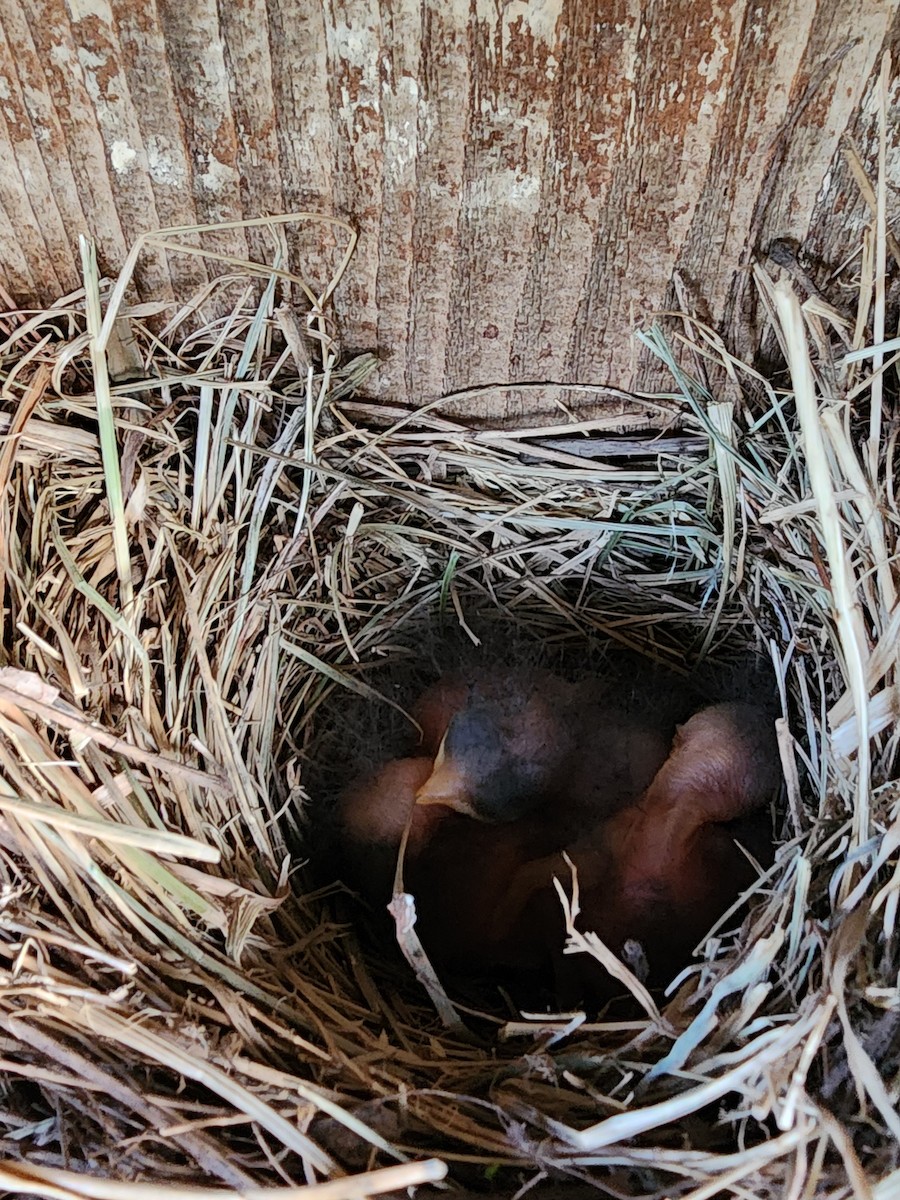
<box><xmin>0</xmin><ymin>182</ymin><xmax>897</xmax><ymax>1200</ymax></box>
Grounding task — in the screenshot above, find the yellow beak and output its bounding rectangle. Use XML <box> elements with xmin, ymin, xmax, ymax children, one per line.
<box><xmin>414</xmin><ymin>739</ymin><xmax>479</xmax><ymax>816</ymax></box>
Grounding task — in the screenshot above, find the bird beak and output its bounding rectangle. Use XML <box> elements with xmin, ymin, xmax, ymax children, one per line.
<box><xmin>414</xmin><ymin>739</ymin><xmax>478</xmax><ymax>816</ymax></box>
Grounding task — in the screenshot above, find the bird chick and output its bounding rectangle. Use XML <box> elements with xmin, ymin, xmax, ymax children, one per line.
<box><xmin>335</xmin><ymin>757</ymin><xmax>441</xmax><ymax>904</ymax></box>
<box><xmin>413</xmin><ymin>669</ymin><xmax>674</xmax><ymax>834</ymax></box>
<box><xmin>492</xmin><ymin>702</ymin><xmax>781</xmax><ymax>1001</ymax></box>
<box><xmin>335</xmin><ymin>752</ymin><xmax>557</xmax><ymax>979</ymax></box>
<box><xmin>333</xmin><ymin>666</ymin><xmax>778</xmax><ymax>1007</ymax></box>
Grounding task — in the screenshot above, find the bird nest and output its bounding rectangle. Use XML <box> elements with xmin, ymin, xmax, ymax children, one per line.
<box><xmin>0</xmin><ymin>194</ymin><xmax>897</xmax><ymax>1200</ymax></box>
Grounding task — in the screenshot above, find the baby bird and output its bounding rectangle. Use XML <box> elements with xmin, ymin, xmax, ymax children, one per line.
<box><xmin>335</xmin><ymin>670</ymin><xmax>578</xmax><ymax>968</ymax></box>
<box><xmin>333</xmin><ymin>665</ymin><xmax>778</xmax><ymax>1004</ymax></box>
<box><xmin>411</xmin><ymin>669</ymin><xmax>579</xmax><ymax>821</ymax></box>
<box><xmin>412</xmin><ymin>669</ymin><xmax>675</xmax><ymax>837</ymax></box>
<box><xmin>334</xmin><ymin>750</ymin><xmax>555</xmax><ymax>975</ymax></box>
<box><xmin>494</xmin><ymin>701</ymin><xmax>780</xmax><ymax>999</ymax></box>
<box><xmin>579</xmin><ymin>700</ymin><xmax>778</xmax><ymax>987</ymax></box>
<box><xmin>334</xmin><ymin>757</ymin><xmax>437</xmax><ymax>905</ymax></box>
<box><xmin>334</xmin><ymin>665</ymin><xmax>679</xmax><ymax>984</ymax></box>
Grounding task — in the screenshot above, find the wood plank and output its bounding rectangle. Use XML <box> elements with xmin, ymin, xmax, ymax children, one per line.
<box><xmin>1</xmin><ymin>0</ymin><xmax>897</xmax><ymax>421</ymax></box>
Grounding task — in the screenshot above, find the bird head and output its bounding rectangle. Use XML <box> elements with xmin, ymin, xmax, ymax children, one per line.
<box><xmin>414</xmin><ymin>686</ymin><xmax>571</xmax><ymax>821</ymax></box>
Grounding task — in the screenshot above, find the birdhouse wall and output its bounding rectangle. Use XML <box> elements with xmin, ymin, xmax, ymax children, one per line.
<box><xmin>1</xmin><ymin>0</ymin><xmax>898</xmax><ymax>421</ymax></box>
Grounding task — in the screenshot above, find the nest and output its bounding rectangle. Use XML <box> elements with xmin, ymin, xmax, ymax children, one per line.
<box><xmin>0</xmin><ymin>184</ymin><xmax>897</xmax><ymax>1200</ymax></box>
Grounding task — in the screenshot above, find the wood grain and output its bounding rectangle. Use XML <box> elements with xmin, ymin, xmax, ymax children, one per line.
<box><xmin>0</xmin><ymin>0</ymin><xmax>897</xmax><ymax>420</ymax></box>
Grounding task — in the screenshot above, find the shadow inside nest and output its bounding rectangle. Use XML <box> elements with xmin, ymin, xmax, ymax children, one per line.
<box><xmin>288</xmin><ymin>596</ymin><xmax>784</xmax><ymax>1024</ymax></box>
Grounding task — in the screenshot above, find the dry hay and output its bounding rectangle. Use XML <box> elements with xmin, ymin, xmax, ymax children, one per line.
<box><xmin>0</xmin><ymin>162</ymin><xmax>897</xmax><ymax>1200</ymax></box>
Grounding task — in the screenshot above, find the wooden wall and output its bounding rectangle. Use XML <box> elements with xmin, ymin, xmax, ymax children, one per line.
<box><xmin>1</xmin><ymin>1</ymin><xmax>898</xmax><ymax>420</ymax></box>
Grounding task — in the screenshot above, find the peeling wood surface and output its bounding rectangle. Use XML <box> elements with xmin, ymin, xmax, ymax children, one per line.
<box><xmin>0</xmin><ymin>0</ymin><xmax>898</xmax><ymax>421</ymax></box>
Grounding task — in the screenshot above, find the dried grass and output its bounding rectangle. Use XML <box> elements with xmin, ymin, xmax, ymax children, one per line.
<box><xmin>0</xmin><ymin>132</ymin><xmax>897</xmax><ymax>1200</ymax></box>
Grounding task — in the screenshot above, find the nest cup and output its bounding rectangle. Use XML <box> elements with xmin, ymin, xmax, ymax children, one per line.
<box><xmin>0</xmin><ymin>215</ymin><xmax>896</xmax><ymax>1199</ymax></box>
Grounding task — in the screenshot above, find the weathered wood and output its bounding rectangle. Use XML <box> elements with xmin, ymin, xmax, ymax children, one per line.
<box><xmin>0</xmin><ymin>0</ymin><xmax>897</xmax><ymax>420</ymax></box>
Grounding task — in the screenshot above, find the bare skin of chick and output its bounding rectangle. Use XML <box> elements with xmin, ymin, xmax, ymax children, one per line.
<box><xmin>489</xmin><ymin>702</ymin><xmax>780</xmax><ymax>1001</ymax></box>
<box><xmin>336</xmin><ymin>755</ymin><xmax>556</xmax><ymax>976</ymax></box>
<box><xmin>336</xmin><ymin>757</ymin><xmax>442</xmax><ymax>904</ymax></box>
